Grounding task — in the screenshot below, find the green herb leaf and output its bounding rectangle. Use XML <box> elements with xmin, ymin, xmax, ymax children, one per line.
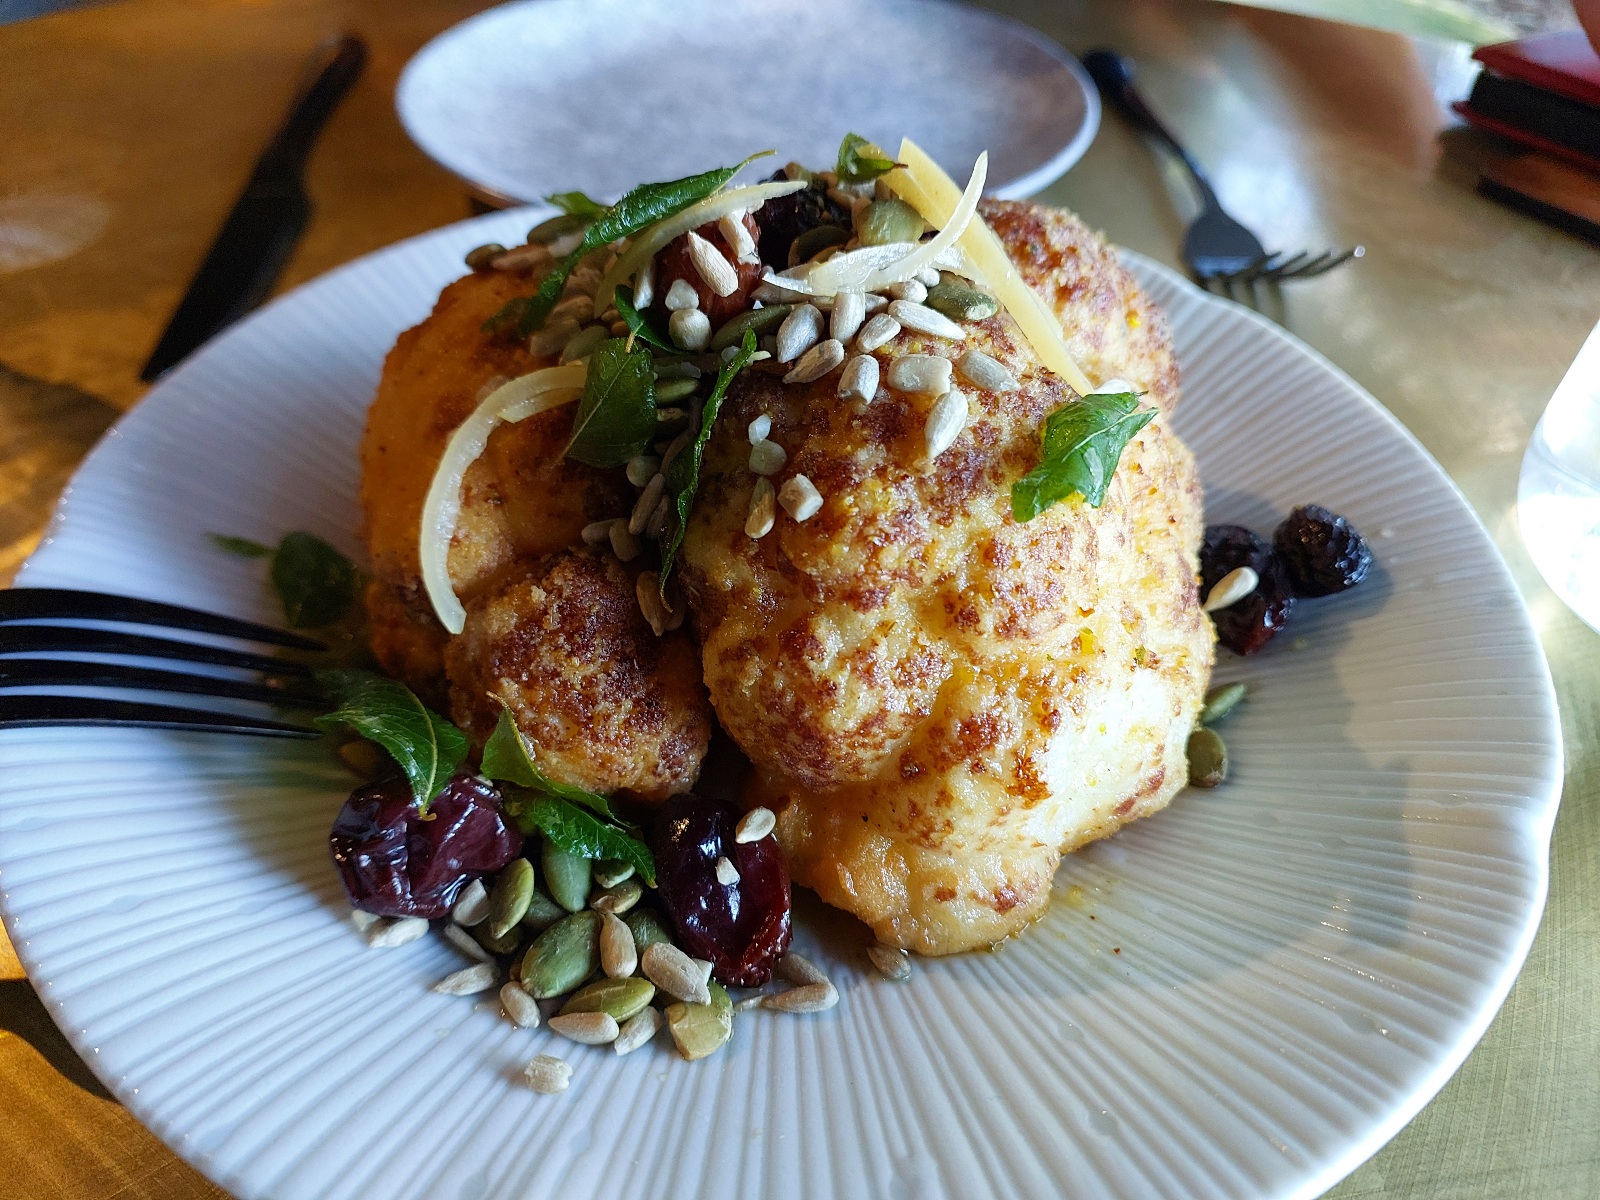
<box><xmin>1010</xmin><ymin>393</ymin><xmax>1155</xmax><ymax>523</ymax></box>
<box><xmin>836</xmin><ymin>133</ymin><xmax>902</xmax><ymax>184</ymax></box>
<box><xmin>509</xmin><ymin>791</ymin><xmax>656</xmax><ymax>886</ymax></box>
<box><xmin>565</xmin><ymin>338</ymin><xmax>657</xmax><ymax>467</ymax></box>
<box><xmin>481</xmin><ymin>708</ymin><xmax>620</xmax><ymax>821</ymax></box>
<box><xmin>545</xmin><ymin>190</ymin><xmax>608</xmax><ymax>219</ymax></box>
<box><xmin>612</xmin><ymin>285</ymin><xmax>675</xmax><ymax>352</ymax></box>
<box><xmin>270</xmin><ymin>531</ymin><xmax>360</xmax><ymax>629</ymax></box>
<box><xmin>657</xmin><ymin>328</ymin><xmax>759</xmax><ymax>590</ymax></box>
<box><xmin>208</xmin><ymin>533</ymin><xmax>272</xmax><ymax>558</ymax></box>
<box><xmin>509</xmin><ymin>151</ymin><xmax>774</xmax><ymax>338</ymax></box>
<box><xmin>313</xmin><ymin>669</ymin><xmax>468</xmax><ymax>810</ymax></box>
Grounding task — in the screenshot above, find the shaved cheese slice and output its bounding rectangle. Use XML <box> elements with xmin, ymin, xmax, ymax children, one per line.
<box><xmin>886</xmin><ymin>138</ymin><xmax>1093</xmax><ymax>395</ymax></box>
<box><xmin>763</xmin><ymin>241</ymin><xmax>981</xmax><ymax>297</ymax></box>
<box><xmin>592</xmin><ymin>180</ymin><xmax>805</xmax><ymax>317</ymax></box>
<box><xmin>420</xmin><ymin>364</ymin><xmax>587</xmax><ymax>634</ymax></box>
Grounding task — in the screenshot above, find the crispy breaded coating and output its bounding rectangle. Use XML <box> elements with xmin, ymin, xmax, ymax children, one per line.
<box><xmin>360</xmin><ymin>264</ymin><xmax>713</xmax><ymax>797</ymax></box>
<box><xmin>678</xmin><ymin>201</ymin><xmax>1212</xmax><ymax>954</ymax></box>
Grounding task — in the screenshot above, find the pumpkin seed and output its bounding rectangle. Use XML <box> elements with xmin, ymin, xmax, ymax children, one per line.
<box><xmin>432</xmin><ymin>962</ymin><xmax>499</xmax><ymax>995</ymax></box>
<box><xmin>560</xmin><ymin>323</ymin><xmax>608</xmax><ymax>364</ymax></box>
<box><xmin>500</xmin><ymin>980</ymin><xmax>541</xmax><ymax>1028</ymax></box>
<box><xmin>518</xmin><ymin>910</ymin><xmax>600</xmax><ymax>998</ymax></box>
<box><xmin>1187</xmin><ymin>727</ymin><xmax>1228</xmax><ymax>787</ymax></box>
<box><xmin>599</xmin><ymin>911</ymin><xmax>638</xmax><ymax>978</ymax></box>
<box><xmin>450</xmin><ymin>878</ymin><xmax>490</xmax><ymax>927</ymax></box>
<box><xmin>592</xmin><ymin>859</ymin><xmax>636</xmax><ymax>889</ymax></box>
<box><xmin>789</xmin><ymin>224</ymin><xmax>851</xmax><ymax>266</ymax></box>
<box><xmin>855</xmin><ymin>198</ymin><xmax>926</xmax><ymax>247</ymax></box>
<box><xmin>473</xmin><ymin>919</ymin><xmax>524</xmax><ymax>957</ymax></box>
<box><xmin>641</xmin><ymin>941</ymin><xmax>711</xmax><ymax>1004</ymax></box>
<box><xmin>522</xmin><ymin>1054</ymin><xmax>572</xmax><ymax>1093</ymax></box>
<box><xmin>591</xmin><ymin>877</ymin><xmax>643</xmax><ymax>915</ymax></box>
<box><xmin>543</xmin><ymin>841</ymin><xmax>593</xmax><ymax>913</ymax></box>
<box><xmin>338</xmin><ymin>739</ymin><xmax>381</xmax><ymax>778</ymax></box>
<box><xmin>665</xmin><ymin>981</ymin><xmax>733</xmax><ymax>1060</ymax></box>
<box><xmin>613</xmin><ymin>1006</ymin><xmax>661</xmax><ymax>1055</ymax></box>
<box><xmin>528</xmin><ymin>213</ymin><xmax>587</xmax><ymax>243</ymax></box>
<box><xmin>925</xmin><ymin>281</ymin><xmax>999</xmax><ymax>322</ymax></box>
<box><xmin>465</xmin><ymin>243</ymin><xmax>506</xmax><ymax>270</ymax></box>
<box><xmin>487</xmin><ymin>858</ymin><xmax>536</xmax><ymax>939</ymax></box>
<box><xmin>521</xmin><ymin>887</ymin><xmax>567</xmax><ymax>931</ymax></box>
<box><xmin>559</xmin><ymin>976</ymin><xmax>656</xmax><ymax>1023</ymax></box>
<box><xmin>548</xmin><ymin>1011</ymin><xmax>620</xmax><ymax>1044</ymax></box>
<box><xmin>654</xmin><ymin>377</ymin><xmax>700</xmax><ymax>404</ymax></box>
<box><xmin>1200</xmin><ymin>681</ymin><xmax>1248</xmax><ymax>726</ymax></box>
<box><xmin>625</xmin><ymin>907</ymin><xmax>674</xmax><ymax>957</ymax></box>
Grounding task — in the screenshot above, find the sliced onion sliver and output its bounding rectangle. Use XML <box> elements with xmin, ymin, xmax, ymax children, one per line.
<box><xmin>591</xmin><ymin>180</ymin><xmax>806</xmax><ymax>318</ymax></box>
<box><xmin>765</xmin><ymin>241</ymin><xmax>981</xmax><ymax>297</ymax></box>
<box><xmin>419</xmin><ymin>364</ymin><xmax>587</xmax><ymax>634</ymax></box>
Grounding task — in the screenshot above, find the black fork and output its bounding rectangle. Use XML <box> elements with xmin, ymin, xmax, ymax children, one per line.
<box><xmin>0</xmin><ymin>588</ymin><xmax>325</xmax><ymax>737</ymax></box>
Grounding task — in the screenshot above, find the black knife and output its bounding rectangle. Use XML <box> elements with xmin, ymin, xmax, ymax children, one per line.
<box><xmin>140</xmin><ymin>35</ymin><xmax>367</xmax><ymax>382</ymax></box>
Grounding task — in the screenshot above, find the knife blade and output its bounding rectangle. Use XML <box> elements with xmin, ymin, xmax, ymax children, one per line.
<box><xmin>140</xmin><ymin>34</ymin><xmax>367</xmax><ymax>382</ymax></box>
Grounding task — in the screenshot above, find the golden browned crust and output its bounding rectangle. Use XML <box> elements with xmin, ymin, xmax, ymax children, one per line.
<box><xmin>445</xmin><ymin>550</ymin><xmax>711</xmax><ymax>802</ymax></box>
<box><xmin>678</xmin><ymin>201</ymin><xmax>1211</xmax><ymax>954</ymax></box>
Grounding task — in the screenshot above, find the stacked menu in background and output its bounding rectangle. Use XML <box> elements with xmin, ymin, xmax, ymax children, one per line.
<box><xmin>1455</xmin><ymin>30</ymin><xmax>1600</xmax><ymax>242</ymax></box>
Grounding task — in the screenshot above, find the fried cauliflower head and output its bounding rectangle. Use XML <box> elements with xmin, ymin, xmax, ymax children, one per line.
<box><xmin>678</xmin><ymin>201</ymin><xmax>1211</xmax><ymax>954</ymax></box>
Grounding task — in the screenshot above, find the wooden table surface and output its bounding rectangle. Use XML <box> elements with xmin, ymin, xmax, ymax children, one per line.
<box><xmin>1</xmin><ymin>0</ymin><xmax>1596</xmax><ymax>1196</ymax></box>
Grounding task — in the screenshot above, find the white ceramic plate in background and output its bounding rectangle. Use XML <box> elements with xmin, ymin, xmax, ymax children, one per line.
<box><xmin>396</xmin><ymin>0</ymin><xmax>1100</xmax><ymax>204</ymax></box>
<box><xmin>0</xmin><ymin>207</ymin><xmax>1561</xmax><ymax>1200</ymax></box>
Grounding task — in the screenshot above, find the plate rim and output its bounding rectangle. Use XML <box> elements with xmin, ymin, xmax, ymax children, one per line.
<box><xmin>4</xmin><ymin>213</ymin><xmax>1565</xmax><ymax>1200</ymax></box>
<box><xmin>393</xmin><ymin>0</ymin><xmax>1102</xmax><ymax>204</ymax></box>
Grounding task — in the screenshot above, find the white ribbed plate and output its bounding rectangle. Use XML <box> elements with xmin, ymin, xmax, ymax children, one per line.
<box><xmin>0</xmin><ymin>210</ymin><xmax>1561</xmax><ymax>1200</ymax></box>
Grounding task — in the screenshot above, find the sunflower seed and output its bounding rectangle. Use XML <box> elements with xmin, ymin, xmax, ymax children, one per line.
<box><xmin>838</xmin><ymin>354</ymin><xmax>879</xmax><ymax>403</ymax></box>
<box><xmin>445</xmin><ymin>879</ymin><xmax>488</xmax><ymax>928</ymax></box>
<box><xmin>747</xmin><ymin>414</ymin><xmax>772</xmax><ymax>444</ymax></box>
<box><xmin>366</xmin><ymin>916</ymin><xmax>429</xmax><ymax>948</ymax></box>
<box><xmin>490</xmin><ymin>243</ymin><xmax>552</xmax><ymax>271</ymax></box>
<box><xmin>663</xmin><ymin>276</ymin><xmax>700</xmax><ymax>312</ymax></box>
<box><xmin>488</xmin><ymin>857</ymin><xmax>536</xmax><ymax>938</ymax></box>
<box><xmin>1187</xmin><ymin>727</ymin><xmax>1228</xmax><ymax>787</ymax></box>
<box><xmin>641</xmin><ymin>941</ymin><xmax>712</xmax><ymax>1004</ymax></box>
<box><xmin>637</xmin><ymin>571</ymin><xmax>668</xmax><ymax>637</ymax></box>
<box><xmin>863</xmin><ymin>292</ymin><xmax>889</xmax><ymax>314</ymax></box>
<box><xmin>592</xmin><ymin>877</ymin><xmax>643</xmax><ymax>915</ymax></box>
<box><xmin>669</xmin><ymin>307</ymin><xmax>711</xmax><ymax>351</ymax></box>
<box><xmin>625</xmin><ymin>455</ymin><xmax>661</xmax><ymax>489</ymax></box>
<box><xmin>886</xmin><ymin>354</ymin><xmax>952</xmax><ymax>397</ymax></box>
<box><xmin>559</xmin><ymin>324</ymin><xmax>608</xmax><ymax>364</ymax></box>
<box><xmin>593</xmin><ymin>859</ymin><xmax>635</xmax><ymax>888</ymax></box>
<box><xmin>546</xmin><ymin>229</ymin><xmax>584</xmax><ymax>258</ymax></box>
<box><xmin>718</xmin><ymin>212</ymin><xmax>760</xmax><ymax>264</ymax></box>
<box><xmin>522</xmin><ymin>1054</ymin><xmax>572</xmax><ymax>1093</ymax></box>
<box><xmin>746</xmin><ymin>477</ymin><xmax>777</xmax><ymax>539</ymax></box>
<box><xmin>663</xmin><ymin>575</ymin><xmax>687</xmax><ymax>631</ymax></box>
<box><xmin>609</xmin><ymin>520</ymin><xmax>643</xmax><ymax>562</ymax></box>
<box><xmin>733</xmin><ymin>993</ymin><xmax>769</xmax><ymax>1013</ymax></box>
<box><xmin>748</xmin><ymin>438</ymin><xmax>788</xmax><ymax>476</ymax></box>
<box><xmin>735</xmin><ymin>806</ymin><xmax>776</xmax><ymax>843</ymax></box>
<box><xmin>552</xmin><ymin>295</ymin><xmax>595</xmax><ymax>325</ymax></box>
<box><xmin>548</xmin><ymin>1011</ymin><xmax>620</xmax><ymax>1044</ymax></box>
<box><xmin>442</xmin><ymin>921</ymin><xmax>496</xmax><ymax>963</ymax></box>
<box><xmin>830</xmin><ymin>291</ymin><xmax>867</xmax><ymax>343</ymax></box>
<box><xmin>685</xmin><ymin>231</ymin><xmax>739</xmax><ymax>297</ymax></box>
<box><xmin>582</xmin><ymin>518</ymin><xmax>617</xmax><ymax>547</ymax></box>
<box><xmin>349</xmin><ymin>908</ymin><xmax>380</xmax><ymax>933</ymax></box>
<box><xmin>916</xmin><ymin>266</ymin><xmax>943</xmax><ymax>287</ymax></box>
<box><xmin>888</xmin><ymin>300</ymin><xmax>967</xmax><ymax>342</ymax></box>
<box><xmin>566</xmin><ymin>264</ymin><xmax>603</xmax><ymax>297</ymax></box>
<box><xmin>629</xmin><ymin>473</ymin><xmax>667</xmax><ymax>535</ymax></box>
<box><xmin>925</xmin><ymin>388</ymin><xmax>968</xmax><ymax>460</ymax></box>
<box><xmin>465</xmin><ymin>242</ymin><xmax>506</xmax><ymax>270</ymax></box>
<box><xmin>754</xmin><ymin>279</ymin><xmax>810</xmax><ymax>304</ymax></box>
<box><xmin>528</xmin><ymin>317</ymin><xmax>581</xmax><ymax>357</ymax></box>
<box><xmin>500</xmin><ymin>981</ymin><xmax>542</xmax><ymax>1028</ymax></box>
<box><xmin>777</xmin><ymin>951</ymin><xmax>829</xmax><ymax>986</ymax></box>
<box><xmin>644</xmin><ymin>495</ymin><xmax>672</xmax><ymax>540</ymax></box>
<box><xmin>1203</xmin><ymin>566</ymin><xmax>1258</xmax><ymax>613</ymax></box>
<box><xmin>715</xmin><ymin>856</ymin><xmax>740</xmax><ymax>885</ymax></box>
<box><xmin>785</xmin><ymin>338</ymin><xmax>845</xmax><ymax>384</ymax></box>
<box><xmin>432</xmin><ymin>962</ymin><xmax>499</xmax><ymax>995</ymax></box>
<box><xmin>600</xmin><ymin>911</ymin><xmax>638</xmax><ymax>978</ymax></box>
<box><xmin>659</xmin><ymin>430</ymin><xmax>693</xmax><ymax>475</ymax></box>
<box><xmin>632</xmin><ymin>258</ymin><xmax>656</xmax><ymax>309</ymax></box>
<box><xmin>886</xmin><ymin>279</ymin><xmax>927</xmax><ymax>303</ymax></box>
<box><xmin>518</xmin><ymin>910</ymin><xmax>601</xmax><ymax>998</ymax></box>
<box><xmin>776</xmin><ymin>304</ymin><xmax>824</xmax><ymax>363</ymax></box>
<box><xmin>1200</xmin><ymin>681</ymin><xmax>1248</xmax><ymax>725</ymax></box>
<box><xmin>778</xmin><ymin>474</ymin><xmax>823</xmax><ymax>522</ymax></box>
<box><xmin>543</xmin><ymin>841</ymin><xmax>593</xmax><ymax>912</ymax></box>
<box><xmin>613</xmin><ymin>1006</ymin><xmax>661</xmax><ymax>1055</ymax></box>
<box><xmin>867</xmin><ymin>943</ymin><xmax>912</xmax><ymax>981</ymax></box>
<box><xmin>763</xmin><ymin>981</ymin><xmax>839</xmax><ymax>1012</ymax></box>
<box><xmin>956</xmin><ymin>349</ymin><xmax>1019</xmax><ymax>393</ymax></box>
<box><xmin>854</xmin><ymin>313</ymin><xmax>901</xmax><ymax>353</ymax></box>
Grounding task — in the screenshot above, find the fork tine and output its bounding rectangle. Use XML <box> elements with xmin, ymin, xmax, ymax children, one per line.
<box><xmin>1212</xmin><ymin>253</ymin><xmax>1275</xmax><ymax>287</ymax></box>
<box><xmin>0</xmin><ymin>625</ymin><xmax>313</xmax><ymax>676</ymax></box>
<box><xmin>0</xmin><ymin>660</ymin><xmax>322</xmax><ymax>707</ymax></box>
<box><xmin>0</xmin><ymin>695</ymin><xmax>319</xmax><ymax>737</ymax></box>
<box><xmin>1272</xmin><ymin>250</ymin><xmax>1334</xmax><ymax>280</ymax></box>
<box><xmin>1254</xmin><ymin>251</ymin><xmax>1312</xmax><ymax>282</ymax></box>
<box><xmin>1285</xmin><ymin>246</ymin><xmax>1363</xmax><ymax>279</ymax></box>
<box><xmin>0</xmin><ymin>588</ymin><xmax>324</xmax><ymax>650</ymax></box>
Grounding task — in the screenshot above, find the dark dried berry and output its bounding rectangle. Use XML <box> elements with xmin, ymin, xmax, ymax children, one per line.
<box><xmin>754</xmin><ymin>171</ymin><xmax>852</xmax><ymax>269</ymax></box>
<box><xmin>1274</xmin><ymin>504</ymin><xmax>1373</xmax><ymax>597</ymax></box>
<box><xmin>1199</xmin><ymin>524</ymin><xmax>1295</xmax><ymax>655</ymax></box>
<box><xmin>652</xmin><ymin>216</ymin><xmax>764</xmax><ymax>325</ymax></box>
<box><xmin>1199</xmin><ymin>524</ymin><xmax>1272</xmax><ymax>597</ymax></box>
<box><xmin>648</xmin><ymin>792</ymin><xmax>791</xmax><ymax>986</ymax></box>
<box><xmin>330</xmin><ymin>773</ymin><xmax>523</xmax><ymax>919</ymax></box>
